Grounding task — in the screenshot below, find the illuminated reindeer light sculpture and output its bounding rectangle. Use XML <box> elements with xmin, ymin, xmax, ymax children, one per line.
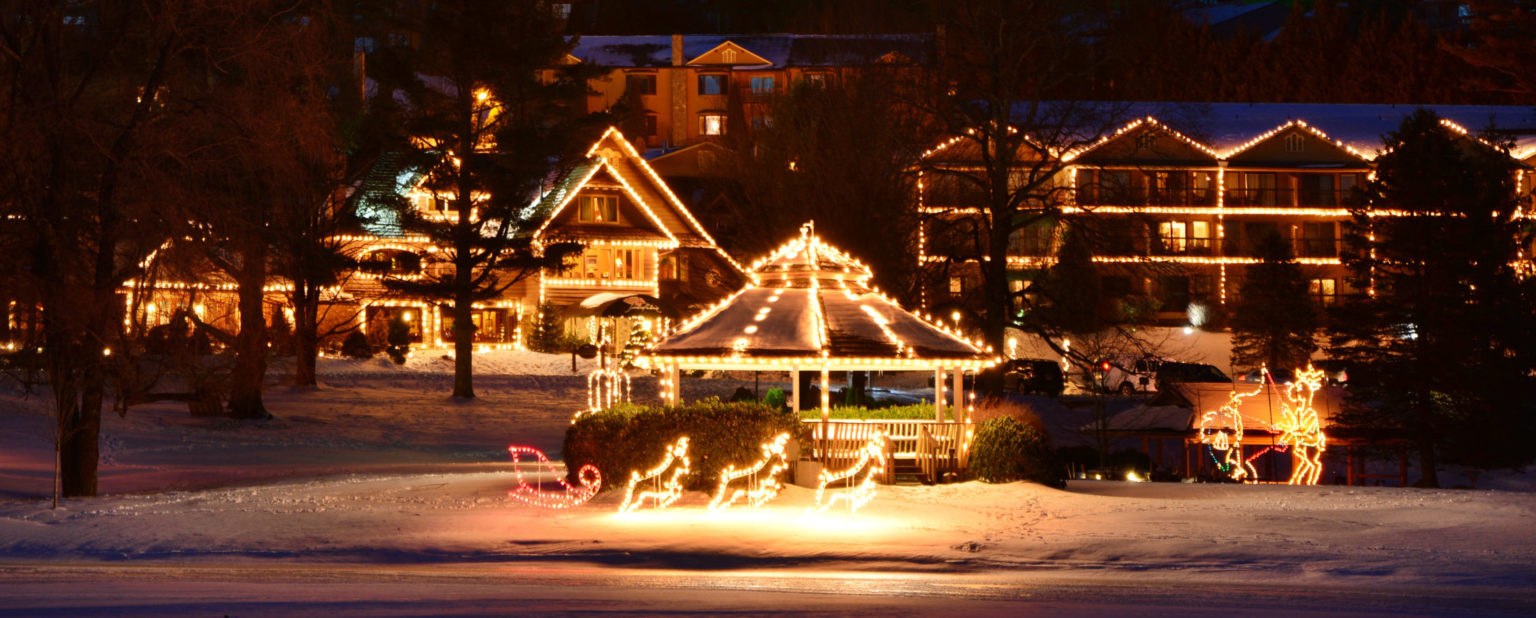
<box><xmin>1198</xmin><ymin>386</ymin><xmax>1260</xmax><ymax>482</ymax></box>
<box><xmin>1276</xmin><ymin>365</ymin><xmax>1328</xmax><ymax>486</ymax></box>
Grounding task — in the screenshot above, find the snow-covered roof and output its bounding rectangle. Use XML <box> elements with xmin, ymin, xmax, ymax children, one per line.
<box><xmin>569</xmin><ymin>34</ymin><xmax>934</xmax><ymax>68</ymax></box>
<box><xmin>645</xmin><ymin>224</ymin><xmax>993</xmax><ymax>369</ymax></box>
<box><xmin>1098</xmin><ymin>103</ymin><xmax>1536</xmax><ymax>159</ymax></box>
<box><xmin>1115</xmin><ymin>380</ymin><xmax>1346</xmax><ymax>435</ymax></box>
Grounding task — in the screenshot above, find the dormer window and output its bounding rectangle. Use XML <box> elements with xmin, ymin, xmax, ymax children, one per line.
<box><xmin>1285</xmin><ymin>133</ymin><xmax>1304</xmax><ymax>153</ymax></box>
<box><xmin>578</xmin><ymin>194</ymin><xmax>619</xmax><ymax>223</ymax></box>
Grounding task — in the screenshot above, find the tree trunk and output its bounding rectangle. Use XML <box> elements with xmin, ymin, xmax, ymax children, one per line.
<box><xmin>227</xmin><ymin>234</ymin><xmax>270</xmax><ymax>419</ymax></box>
<box><xmin>291</xmin><ymin>283</ymin><xmax>320</xmax><ymax>388</ymax></box>
<box><xmin>453</xmin><ymin>287</ymin><xmax>475</xmax><ymax>399</ymax></box>
<box><xmin>1414</xmin><ymin>397</ymin><xmax>1440</xmax><ymax>488</ymax></box>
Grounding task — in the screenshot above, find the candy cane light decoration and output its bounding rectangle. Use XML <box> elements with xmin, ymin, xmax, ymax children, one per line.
<box><xmin>813</xmin><ymin>432</ymin><xmax>888</xmax><ymax>514</ymax></box>
<box><xmin>708</xmin><ymin>433</ymin><xmax>791</xmax><ymax>511</ymax></box>
<box><xmin>506</xmin><ymin>445</ymin><xmax>601</xmax><ymax>509</ymax></box>
<box><xmin>618</xmin><ymin>436</ymin><xmax>691</xmax><ymax>513</ymax></box>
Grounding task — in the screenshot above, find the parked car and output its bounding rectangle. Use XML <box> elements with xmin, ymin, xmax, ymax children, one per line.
<box><xmin>999</xmin><ymin>358</ymin><xmax>1066</xmax><ymax>397</ymax></box>
<box><xmin>1155</xmin><ymin>362</ymin><xmax>1231</xmax><ymax>388</ymax></box>
<box><xmin>1312</xmin><ymin>359</ymin><xmax>1349</xmax><ymax>386</ymax></box>
<box><xmin>1100</xmin><ymin>354</ymin><xmax>1171</xmax><ymax>395</ymax></box>
<box><xmin>925</xmin><ymin>358</ymin><xmax>1066</xmax><ymax>397</ymax></box>
<box><xmin>1237</xmin><ymin>367</ymin><xmax>1296</xmax><ymax>385</ymax></box>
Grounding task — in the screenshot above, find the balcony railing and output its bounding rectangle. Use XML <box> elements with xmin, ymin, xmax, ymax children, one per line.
<box><xmin>1295</xmin><ymin>238</ymin><xmax>1340</xmax><ymax>258</ymax></box>
<box><xmin>1150</xmin><ymin>237</ymin><xmax>1215</xmax><ymax>257</ymax></box>
<box><xmin>1076</xmin><ymin>188</ymin><xmax>1217</xmax><ymax>207</ymax></box>
<box><xmin>1224</xmin><ymin>188</ymin><xmax>1293</xmax><ymax>207</ymax></box>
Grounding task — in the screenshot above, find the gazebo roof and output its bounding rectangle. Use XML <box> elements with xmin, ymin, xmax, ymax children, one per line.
<box><xmin>644</xmin><ymin>223</ymin><xmax>996</xmax><ymax>370</ymax></box>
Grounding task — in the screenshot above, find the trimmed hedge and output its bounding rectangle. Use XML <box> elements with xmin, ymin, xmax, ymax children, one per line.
<box><xmin>564</xmin><ymin>398</ymin><xmax>805</xmax><ymax>491</ymax></box>
<box><xmin>970</xmin><ymin>416</ymin><xmax>1066</xmax><ymax>488</ymax></box>
<box><xmin>798</xmin><ymin>403</ymin><xmax>955</xmax><ymax>421</ymax></box>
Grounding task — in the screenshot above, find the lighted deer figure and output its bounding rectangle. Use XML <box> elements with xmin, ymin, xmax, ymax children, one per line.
<box><xmin>1276</xmin><ymin>365</ymin><xmax>1328</xmax><ymax>485</ymax></box>
<box><xmin>1198</xmin><ymin>385</ymin><xmax>1260</xmax><ymax>482</ymax></box>
<box><xmin>617</xmin><ymin>436</ymin><xmax>691</xmax><ymax>513</ymax></box>
<box><xmin>708</xmin><ymin>433</ymin><xmax>791</xmax><ymax>511</ymax></box>
<box><xmin>813</xmin><ymin>432</ymin><xmax>889</xmax><ymax>514</ymax></box>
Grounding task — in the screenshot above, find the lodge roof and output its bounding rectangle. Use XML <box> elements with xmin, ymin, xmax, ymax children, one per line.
<box><xmin>570</xmin><ymin>33</ymin><xmax>934</xmax><ymax>68</ymax></box>
<box><xmin>928</xmin><ymin>103</ymin><xmax>1536</xmax><ymax>166</ymax></box>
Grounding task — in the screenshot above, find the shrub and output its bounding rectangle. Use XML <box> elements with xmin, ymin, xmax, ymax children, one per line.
<box><xmin>564</xmin><ymin>398</ymin><xmax>805</xmax><ymax>491</ymax></box>
<box><xmin>340</xmin><ymin>330</ymin><xmax>373</xmax><ymax>359</ymax></box>
<box><xmin>385</xmin><ymin>314</ymin><xmax>411</xmax><ymax>365</ymax></box>
<box><xmin>969</xmin><ymin>416</ymin><xmax>1065</xmax><ymax>488</ymax></box>
<box><xmin>763</xmin><ymin>387</ymin><xmax>786</xmax><ymax>410</ymax></box>
<box><xmin>969</xmin><ymin>396</ymin><xmax>1047</xmax><ymax>434</ymax></box>
<box><xmin>799</xmin><ymin>403</ymin><xmax>954</xmax><ymax>421</ymax></box>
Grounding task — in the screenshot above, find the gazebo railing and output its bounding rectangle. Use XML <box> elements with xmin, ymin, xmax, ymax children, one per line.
<box><xmin>803</xmin><ymin>419</ymin><xmax>974</xmax><ymax>484</ymax></box>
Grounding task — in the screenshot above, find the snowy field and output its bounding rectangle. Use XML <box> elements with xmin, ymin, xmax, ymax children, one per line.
<box><xmin>0</xmin><ymin>349</ymin><xmax>1533</xmax><ymax>615</ymax></box>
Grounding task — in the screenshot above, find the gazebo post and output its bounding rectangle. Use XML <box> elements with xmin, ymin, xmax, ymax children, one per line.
<box><xmin>665</xmin><ymin>362</ymin><xmax>680</xmax><ymax>407</ymax></box>
<box><xmin>951</xmin><ymin>366</ymin><xmax>963</xmax><ymax>423</ymax></box>
<box><xmin>820</xmin><ymin>366</ymin><xmax>831</xmax><ymax>464</ymax></box>
<box><xmin>790</xmin><ymin>365</ymin><xmax>800</xmax><ymax>412</ymax></box>
<box><xmin>934</xmin><ymin>366</ymin><xmax>945</xmax><ymax>421</ymax></box>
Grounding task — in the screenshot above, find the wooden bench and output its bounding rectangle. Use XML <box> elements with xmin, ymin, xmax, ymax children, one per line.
<box><xmin>803</xmin><ymin>420</ymin><xmax>975</xmax><ymax>484</ymax></box>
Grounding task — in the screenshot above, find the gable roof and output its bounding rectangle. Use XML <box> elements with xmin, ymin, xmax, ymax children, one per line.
<box><xmin>687</xmin><ymin>40</ymin><xmax>772</xmax><ymax>67</ymax></box>
<box><xmin>569</xmin><ymin>34</ymin><xmax>934</xmax><ymax>68</ymax></box>
<box><xmin>532</xmin><ymin>128</ymin><xmax>745</xmax><ymax>273</ymax></box>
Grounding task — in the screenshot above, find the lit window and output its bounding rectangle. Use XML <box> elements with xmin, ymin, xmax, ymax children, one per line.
<box><xmin>625</xmin><ymin>74</ymin><xmax>656</xmax><ymax>96</ymax></box>
<box><xmin>577</xmin><ymin>195</ymin><xmax>619</xmax><ymax>223</ymax></box>
<box><xmin>1158</xmin><ymin>221</ymin><xmax>1188</xmax><ymax>253</ymax></box>
<box><xmin>1309</xmin><ymin>278</ymin><xmax>1337</xmax><ymax>307</ymax></box>
<box><xmin>699</xmin><ymin>113</ymin><xmax>725</xmax><ymax>136</ymax></box>
<box><xmin>949</xmin><ymin>277</ymin><xmax>963</xmax><ymax>294</ymax></box>
<box><xmin>698</xmin><ymin>74</ymin><xmax>726</xmax><ymax>96</ymax></box>
<box><xmin>750</xmin><ymin>76</ymin><xmax>774</xmax><ymax>95</ymax></box>
<box><xmin>805</xmin><ymin>73</ymin><xmax>828</xmax><ymax>88</ymax></box>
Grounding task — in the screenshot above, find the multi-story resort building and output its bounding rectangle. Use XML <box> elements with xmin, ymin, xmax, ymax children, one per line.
<box><xmin>567</xmin><ymin>33</ymin><xmax>934</xmax><ymax>149</ymax></box>
<box><xmin>917</xmin><ymin>104</ymin><xmax>1536</xmax><ymax>326</ymax></box>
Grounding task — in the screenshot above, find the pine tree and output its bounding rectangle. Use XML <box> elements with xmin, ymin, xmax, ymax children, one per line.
<box><xmin>1329</xmin><ymin>109</ymin><xmax>1536</xmax><ymax>486</ymax></box>
<box><xmin>370</xmin><ymin>1</ymin><xmax>602</xmax><ymax>397</ymax></box>
<box><xmin>1229</xmin><ymin>230</ymin><xmax>1318</xmax><ymax>371</ymax></box>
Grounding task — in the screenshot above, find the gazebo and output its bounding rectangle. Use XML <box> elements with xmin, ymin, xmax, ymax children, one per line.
<box><xmin>640</xmin><ymin>223</ymin><xmax>997</xmax><ymax>479</ymax></box>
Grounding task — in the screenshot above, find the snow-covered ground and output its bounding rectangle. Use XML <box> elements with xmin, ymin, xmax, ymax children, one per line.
<box><xmin>0</xmin><ymin>349</ymin><xmax>1532</xmax><ymax>614</ymax></box>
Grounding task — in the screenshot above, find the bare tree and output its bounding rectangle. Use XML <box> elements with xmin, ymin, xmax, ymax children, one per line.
<box><xmin>0</xmin><ymin>3</ymin><xmax>191</xmax><ymax>496</ymax></box>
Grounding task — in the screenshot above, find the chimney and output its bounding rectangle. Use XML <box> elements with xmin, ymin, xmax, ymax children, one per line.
<box><xmin>672</xmin><ymin>34</ymin><xmax>684</xmax><ymax>67</ymax></box>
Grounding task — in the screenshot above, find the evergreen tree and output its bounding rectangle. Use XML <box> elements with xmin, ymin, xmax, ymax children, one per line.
<box><xmin>1229</xmin><ymin>230</ymin><xmax>1318</xmax><ymax>371</ymax></box>
<box><xmin>1329</xmin><ymin>109</ymin><xmax>1536</xmax><ymax>486</ymax></box>
<box><xmin>526</xmin><ymin>301</ymin><xmax>564</xmax><ymax>353</ymax></box>
<box><xmin>370</xmin><ymin>1</ymin><xmax>601</xmax><ymax>397</ymax></box>
<box><xmin>1033</xmin><ymin>223</ymin><xmax>1103</xmax><ymax>336</ymax></box>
